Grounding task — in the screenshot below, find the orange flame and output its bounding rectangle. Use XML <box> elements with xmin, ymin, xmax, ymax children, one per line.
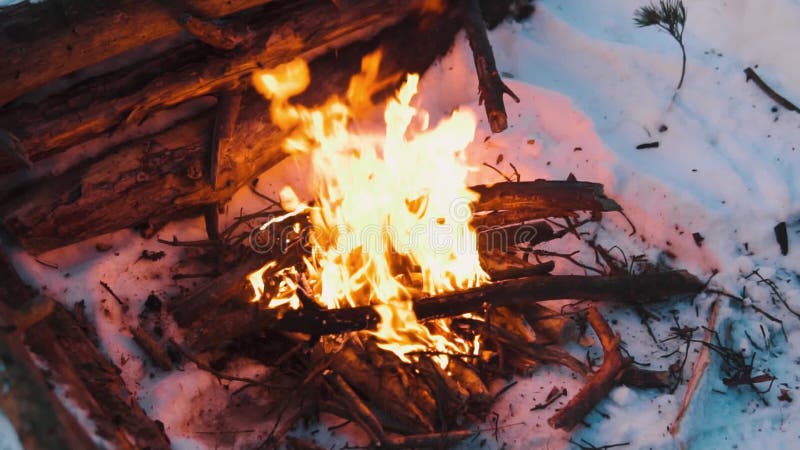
<box><xmin>249</xmin><ymin>51</ymin><xmax>487</xmax><ymax>368</ymax></box>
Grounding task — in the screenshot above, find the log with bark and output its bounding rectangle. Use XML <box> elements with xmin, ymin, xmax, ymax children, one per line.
<box><xmin>0</xmin><ymin>0</ymin><xmax>435</xmax><ymax>172</ymax></box>
<box><xmin>0</xmin><ymin>299</ymin><xmax>97</xmax><ymax>450</ymax></box>
<box><xmin>0</xmin><ymin>0</ymin><xmax>278</xmax><ymax>107</ymax></box>
<box><xmin>0</xmin><ymin>3</ymin><xmax>475</xmax><ymax>254</ymax></box>
<box><xmin>0</xmin><ymin>250</ymin><xmax>171</xmax><ymax>449</ymax></box>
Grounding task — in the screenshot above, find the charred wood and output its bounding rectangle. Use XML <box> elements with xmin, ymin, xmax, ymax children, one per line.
<box><xmin>328</xmin><ymin>343</ymin><xmax>437</xmax><ymax>434</ymax></box>
<box><xmin>187</xmin><ymin>270</ymin><xmax>703</xmax><ymax>349</ymax></box>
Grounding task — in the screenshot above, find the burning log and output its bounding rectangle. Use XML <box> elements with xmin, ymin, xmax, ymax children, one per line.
<box><xmin>0</xmin><ymin>0</ymin><xmax>433</xmax><ymax>172</ymax></box>
<box><xmin>171</xmin><ymin>179</ymin><xmax>615</xmax><ymax>327</ymax></box>
<box><xmin>170</xmin><ymin>252</ymin><xmax>282</xmax><ymax>326</ymax></box>
<box><xmin>0</xmin><ymin>4</ymin><xmax>468</xmax><ymax>254</ymax></box>
<box><xmin>186</xmin><ymin>270</ymin><xmax>703</xmax><ymax>349</ymax></box>
<box><xmin>470</xmin><ymin>180</ymin><xmax>621</xmax><ymax>226</ymax></box>
<box><xmin>328</xmin><ymin>343</ymin><xmax>437</xmax><ymax>434</ymax></box>
<box><xmin>548</xmin><ymin>306</ymin><xmax>631</xmax><ymax>430</ymax></box>
<box><xmin>0</xmin><ymin>251</ymin><xmax>170</xmax><ymax>449</ymax></box>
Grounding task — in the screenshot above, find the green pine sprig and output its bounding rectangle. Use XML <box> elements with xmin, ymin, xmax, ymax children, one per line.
<box><xmin>634</xmin><ymin>0</ymin><xmax>688</xmax><ymax>90</ymax></box>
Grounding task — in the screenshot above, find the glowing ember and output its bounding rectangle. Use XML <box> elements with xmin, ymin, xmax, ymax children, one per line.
<box><xmin>249</xmin><ymin>51</ymin><xmax>488</xmax><ymax>368</ymax></box>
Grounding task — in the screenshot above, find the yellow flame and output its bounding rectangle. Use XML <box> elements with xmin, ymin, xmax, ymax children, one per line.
<box><xmin>250</xmin><ymin>51</ymin><xmax>488</xmax><ymax>368</ymax></box>
<box><xmin>248</xmin><ymin>260</ymin><xmax>276</xmax><ymax>302</ymax></box>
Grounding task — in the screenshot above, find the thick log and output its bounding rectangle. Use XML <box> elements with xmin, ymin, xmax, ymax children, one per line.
<box><xmin>0</xmin><ymin>250</ymin><xmax>167</xmax><ymax>448</ymax></box>
<box><xmin>0</xmin><ymin>0</ymin><xmax>277</xmax><ymax>107</ymax></box>
<box><xmin>25</xmin><ymin>304</ymin><xmax>172</xmax><ymax>449</ymax></box>
<box><xmin>0</xmin><ymin>0</ymin><xmax>430</xmax><ymax>172</ymax></box>
<box><xmin>186</xmin><ymin>270</ymin><xmax>703</xmax><ymax>349</ymax></box>
<box><xmin>0</xmin><ymin>5</ymin><xmax>465</xmax><ymax>254</ymax></box>
<box><xmin>0</xmin><ymin>298</ymin><xmax>97</xmax><ymax>450</ymax></box>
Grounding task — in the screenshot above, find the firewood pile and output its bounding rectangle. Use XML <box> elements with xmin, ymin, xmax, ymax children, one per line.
<box><xmin>0</xmin><ymin>1</ymin><xmax>710</xmax><ymax>449</ymax></box>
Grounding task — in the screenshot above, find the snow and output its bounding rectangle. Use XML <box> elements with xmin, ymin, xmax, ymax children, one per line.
<box><xmin>3</xmin><ymin>0</ymin><xmax>800</xmax><ymax>448</ymax></box>
<box><xmin>0</xmin><ymin>411</ymin><xmax>22</xmax><ymax>450</ymax></box>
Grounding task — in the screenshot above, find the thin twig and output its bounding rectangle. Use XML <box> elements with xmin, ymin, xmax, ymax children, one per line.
<box><xmin>745</xmin><ymin>67</ymin><xmax>800</xmax><ymax>113</ymax></box>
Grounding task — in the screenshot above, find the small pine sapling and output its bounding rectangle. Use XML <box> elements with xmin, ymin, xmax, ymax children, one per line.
<box><xmin>634</xmin><ymin>0</ymin><xmax>687</xmax><ymax>90</ymax></box>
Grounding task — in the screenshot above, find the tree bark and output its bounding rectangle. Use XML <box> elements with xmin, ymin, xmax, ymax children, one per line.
<box><xmin>470</xmin><ymin>180</ymin><xmax>621</xmax><ymax>222</ymax></box>
<box><xmin>0</xmin><ymin>250</ymin><xmax>168</xmax><ymax>449</ymax></box>
<box><xmin>24</xmin><ymin>304</ymin><xmax>172</xmax><ymax>449</ymax></box>
<box><xmin>0</xmin><ymin>0</ymin><xmax>277</xmax><ymax>107</ymax></box>
<box><xmin>0</xmin><ymin>308</ymin><xmax>98</xmax><ymax>450</ymax></box>
<box><xmin>0</xmin><ymin>0</ymin><xmax>431</xmax><ymax>173</ymax></box>
<box><xmin>0</xmin><ymin>5</ymin><xmax>465</xmax><ymax>254</ymax></box>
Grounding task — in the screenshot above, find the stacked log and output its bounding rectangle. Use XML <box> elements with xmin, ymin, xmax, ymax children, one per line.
<box><xmin>0</xmin><ymin>0</ymin><xmax>523</xmax><ymax>254</ymax></box>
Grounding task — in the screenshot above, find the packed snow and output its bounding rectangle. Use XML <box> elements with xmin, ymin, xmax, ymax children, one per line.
<box><xmin>3</xmin><ymin>0</ymin><xmax>800</xmax><ymax>448</ymax></box>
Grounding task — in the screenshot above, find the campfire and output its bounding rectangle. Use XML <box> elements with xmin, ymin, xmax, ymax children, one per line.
<box><xmin>0</xmin><ymin>1</ymin><xmax>736</xmax><ymax>449</ymax></box>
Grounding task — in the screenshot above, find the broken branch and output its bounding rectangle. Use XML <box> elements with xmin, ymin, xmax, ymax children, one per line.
<box><xmin>548</xmin><ymin>306</ymin><xmax>631</xmax><ymax>430</ymax></box>
<box><xmin>462</xmin><ymin>0</ymin><xmax>520</xmax><ymax>132</ymax></box>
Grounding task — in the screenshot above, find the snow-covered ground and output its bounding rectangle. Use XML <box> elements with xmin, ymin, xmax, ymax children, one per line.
<box><xmin>3</xmin><ymin>0</ymin><xmax>800</xmax><ymax>448</ymax></box>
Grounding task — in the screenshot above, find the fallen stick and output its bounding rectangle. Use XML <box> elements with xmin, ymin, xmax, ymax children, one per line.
<box><xmin>548</xmin><ymin>306</ymin><xmax>631</xmax><ymax>430</ymax></box>
<box><xmin>130</xmin><ymin>325</ymin><xmax>173</xmax><ymax>370</ymax></box>
<box><xmin>210</xmin><ymin>90</ymin><xmax>243</xmax><ymax>190</ymax></box>
<box><xmin>471</xmin><ymin>180</ymin><xmax>621</xmax><ymax>220</ymax></box>
<box><xmin>744</xmin><ymin>67</ymin><xmax>800</xmax><ymax>113</ymax></box>
<box><xmin>618</xmin><ymin>366</ymin><xmax>676</xmax><ymax>390</ymax></box>
<box><xmin>462</xmin><ymin>0</ymin><xmax>520</xmax><ymax>132</ymax></box>
<box><xmin>186</xmin><ymin>270</ymin><xmax>703</xmax><ymax>348</ymax></box>
<box><xmin>670</xmin><ymin>300</ymin><xmax>720</xmax><ymax>436</ymax></box>
<box><xmin>325</xmin><ymin>372</ymin><xmax>386</xmax><ymax>443</ymax></box>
